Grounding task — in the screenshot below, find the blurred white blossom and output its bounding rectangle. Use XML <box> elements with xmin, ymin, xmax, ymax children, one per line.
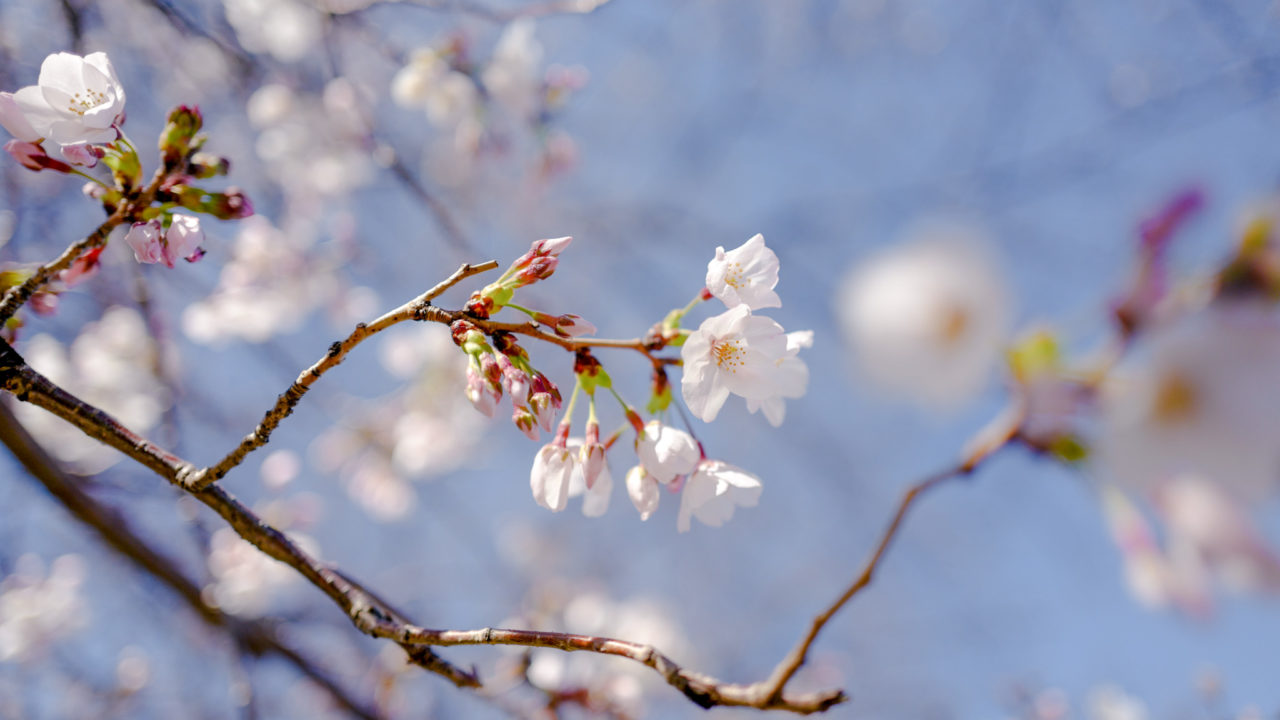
<box><xmin>223</xmin><ymin>0</ymin><xmax>322</xmax><ymax>62</ymax></box>
<box><xmin>1097</xmin><ymin>302</ymin><xmax>1280</xmax><ymax>501</ymax></box>
<box><xmin>13</xmin><ymin>307</ymin><xmax>169</xmax><ymax>473</ymax></box>
<box><xmin>837</xmin><ymin>226</ymin><xmax>1010</xmax><ymax>409</ymax></box>
<box><xmin>206</xmin><ymin>522</ymin><xmax>318</xmax><ymax>618</ymax></box>
<box><xmin>0</xmin><ymin>554</ymin><xmax>87</xmax><ymax>662</ymax></box>
<box><xmin>183</xmin><ymin>216</ymin><xmax>341</xmax><ymax>343</ymax></box>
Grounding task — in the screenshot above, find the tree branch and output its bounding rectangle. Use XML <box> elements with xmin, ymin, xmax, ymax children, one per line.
<box><xmin>0</xmin><ymin>402</ymin><xmax>383</xmax><ymax>720</ymax></box>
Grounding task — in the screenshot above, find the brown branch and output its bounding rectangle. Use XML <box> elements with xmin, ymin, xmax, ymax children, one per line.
<box><xmin>0</xmin><ymin>331</ymin><xmax>849</xmax><ymax>713</ymax></box>
<box><xmin>758</xmin><ymin>406</ymin><xmax>1022</xmax><ymax>702</ymax></box>
<box><xmin>0</xmin><ymin>337</ymin><xmax>482</xmax><ymax>691</ymax></box>
<box><xmin>0</xmin><ymin>402</ymin><xmax>383</xmax><ymax>720</ymax></box>
<box><xmin>184</xmin><ymin>260</ymin><xmax>499</xmax><ymax>490</ymax></box>
<box><xmin>366</xmin><ymin>623</ymin><xmax>844</xmax><ymax>714</ymax></box>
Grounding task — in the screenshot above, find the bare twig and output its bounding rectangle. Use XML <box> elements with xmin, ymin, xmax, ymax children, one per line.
<box><xmin>758</xmin><ymin>407</ymin><xmax>1022</xmax><ymax>702</ymax></box>
<box><xmin>0</xmin><ymin>403</ymin><xmax>383</xmax><ymax>720</ymax></box>
<box><xmin>185</xmin><ymin>260</ymin><xmax>499</xmax><ymax>490</ymax></box>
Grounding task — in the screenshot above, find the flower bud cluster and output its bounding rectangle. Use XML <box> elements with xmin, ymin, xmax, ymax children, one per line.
<box><xmin>452</xmin><ymin>320</ymin><xmax>562</xmax><ymax>439</ymax></box>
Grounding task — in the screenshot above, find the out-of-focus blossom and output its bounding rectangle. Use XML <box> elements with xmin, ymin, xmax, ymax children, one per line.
<box><xmin>635</xmin><ymin>420</ymin><xmax>699</xmax><ymax>484</ymax></box>
<box><xmin>1101</xmin><ymin>486</ymin><xmax>1209</xmax><ymax>615</ymax></box>
<box><xmin>744</xmin><ymin>329</ymin><xmax>812</xmax><ymax>427</ymax></box>
<box><xmin>224</xmin><ymin>0</ymin><xmax>322</xmax><ymax>62</ymax></box>
<box><xmin>392</xmin><ymin>49</ymin><xmax>479</xmax><ymax>129</ymax></box>
<box><xmin>0</xmin><ymin>554</ymin><xmax>87</xmax><ymax>662</ymax></box>
<box><xmin>483</xmin><ymin>20</ymin><xmax>544</xmax><ymax>120</ymax></box>
<box><xmin>207</xmin><ymin>524</ymin><xmax>318</xmax><ymax>617</ymax></box>
<box><xmin>13</xmin><ymin>307</ymin><xmax>169</xmax><ymax>474</ymax></box>
<box><xmin>247</xmin><ymin>83</ymin><xmax>371</xmax><ymax>200</ymax></box>
<box><xmin>677</xmin><ymin>460</ymin><xmax>762</xmax><ymax>533</ymax></box>
<box><xmin>1088</xmin><ymin>685</ymin><xmax>1149</xmax><ymax>720</ymax></box>
<box><xmin>1097</xmin><ymin>302</ymin><xmax>1280</xmax><ymax>501</ymax></box>
<box><xmin>837</xmin><ymin>226</ymin><xmax>1011</xmax><ymax>409</ymax></box>
<box><xmin>706</xmin><ymin>233</ymin><xmax>781</xmax><ymax>310</ymax></box>
<box><xmin>680</xmin><ymin>304</ymin><xmax>789</xmax><ymax>423</ymax></box>
<box><xmin>8</xmin><ymin>52</ymin><xmax>125</xmax><ymax>146</ymax></box>
<box><xmin>183</xmin><ymin>217</ymin><xmax>341</xmax><ymax>343</ymax></box>
<box><xmin>1157</xmin><ymin>476</ymin><xmax>1280</xmax><ymax>594</ymax></box>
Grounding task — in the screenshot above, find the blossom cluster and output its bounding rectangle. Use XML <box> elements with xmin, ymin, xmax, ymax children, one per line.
<box><xmin>453</xmin><ymin>233</ymin><xmax>810</xmax><ymax>531</ymax></box>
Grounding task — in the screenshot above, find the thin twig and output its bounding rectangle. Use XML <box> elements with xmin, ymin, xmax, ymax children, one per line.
<box><xmin>185</xmin><ymin>260</ymin><xmax>499</xmax><ymax>490</ymax></box>
<box><xmin>758</xmin><ymin>407</ymin><xmax>1022</xmax><ymax>702</ymax></box>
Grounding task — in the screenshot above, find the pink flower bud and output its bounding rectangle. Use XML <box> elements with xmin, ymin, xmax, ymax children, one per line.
<box><xmin>553</xmin><ymin>313</ymin><xmax>595</xmax><ymax>338</ymax></box>
<box><xmin>59</xmin><ymin>247</ymin><xmax>103</xmax><ymax>287</ymax></box>
<box><xmin>465</xmin><ymin>364</ymin><xmax>499</xmax><ymax>417</ymax></box>
<box><xmin>124</xmin><ymin>220</ymin><xmax>165</xmax><ymax>265</ymax></box>
<box><xmin>4</xmin><ymin>140</ymin><xmax>71</xmax><ymax>173</ymax></box>
<box><xmin>513</xmin><ymin>404</ymin><xmax>540</xmax><ymax>441</ymax></box>
<box><xmin>60</xmin><ymin>142</ymin><xmax>102</xmax><ymax>168</ymax></box>
<box><xmin>531</xmin><ymin>236</ymin><xmax>572</xmax><ymax>256</ymax></box>
<box><xmin>163</xmin><ymin>214</ymin><xmax>204</xmax><ymax>268</ymax></box>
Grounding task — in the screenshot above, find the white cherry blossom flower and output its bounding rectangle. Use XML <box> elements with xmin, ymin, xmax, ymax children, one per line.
<box><xmin>680</xmin><ymin>305</ymin><xmax>789</xmax><ymax>423</ymax></box>
<box><xmin>531</xmin><ymin>426</ymin><xmax>576</xmax><ymax>511</ymax></box>
<box><xmin>0</xmin><ymin>92</ymin><xmax>40</xmax><ymax>142</ymax></box>
<box><xmin>836</xmin><ymin>226</ymin><xmax>1010</xmax><ymax>409</ymax></box>
<box><xmin>10</xmin><ymin>52</ymin><xmax>125</xmax><ymax>146</ymax></box>
<box><xmin>625</xmin><ymin>465</ymin><xmax>660</xmax><ymax>520</ymax></box>
<box><xmin>744</xmin><ymin>329</ymin><xmax>812</xmax><ymax>426</ymax></box>
<box><xmin>567</xmin><ymin>439</ymin><xmax>612</xmax><ymax>518</ymax></box>
<box><xmin>635</xmin><ymin>420</ymin><xmax>699</xmax><ymax>483</ymax></box>
<box><xmin>1096</xmin><ymin>302</ymin><xmax>1280</xmax><ymax>501</ymax></box>
<box><xmin>705</xmin><ymin>233</ymin><xmax>781</xmax><ymax>310</ymax></box>
<box><xmin>677</xmin><ymin>460</ymin><xmax>762</xmax><ymax>533</ymax></box>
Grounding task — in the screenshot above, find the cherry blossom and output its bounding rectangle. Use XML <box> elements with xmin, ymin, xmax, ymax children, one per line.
<box><xmin>0</xmin><ymin>92</ymin><xmax>40</xmax><ymax>142</ymax></box>
<box><xmin>162</xmin><ymin>214</ymin><xmax>205</xmax><ymax>267</ymax></box>
<box><xmin>124</xmin><ymin>220</ymin><xmax>165</xmax><ymax>265</ymax></box>
<box><xmin>9</xmin><ymin>52</ymin><xmax>125</xmax><ymax>147</ymax></box>
<box><xmin>531</xmin><ymin>424</ymin><xmax>576</xmax><ymax>511</ymax></box>
<box><xmin>744</xmin><ymin>329</ymin><xmax>812</xmax><ymax>427</ymax></box>
<box><xmin>837</xmin><ymin>226</ymin><xmax>1010</xmax><ymax>409</ymax></box>
<box><xmin>567</xmin><ymin>439</ymin><xmax>613</xmax><ymax>517</ymax></box>
<box><xmin>392</xmin><ymin>49</ymin><xmax>479</xmax><ymax>129</ymax></box>
<box><xmin>634</xmin><ymin>420</ymin><xmax>700</xmax><ymax>484</ymax></box>
<box><xmin>677</xmin><ymin>460</ymin><xmax>763</xmax><ymax>533</ymax></box>
<box><xmin>680</xmin><ymin>304</ymin><xmax>789</xmax><ymax>423</ymax></box>
<box><xmin>625</xmin><ymin>466</ymin><xmax>661</xmax><ymax>521</ymax></box>
<box><xmin>705</xmin><ymin>233</ymin><xmax>782</xmax><ymax>310</ymax></box>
